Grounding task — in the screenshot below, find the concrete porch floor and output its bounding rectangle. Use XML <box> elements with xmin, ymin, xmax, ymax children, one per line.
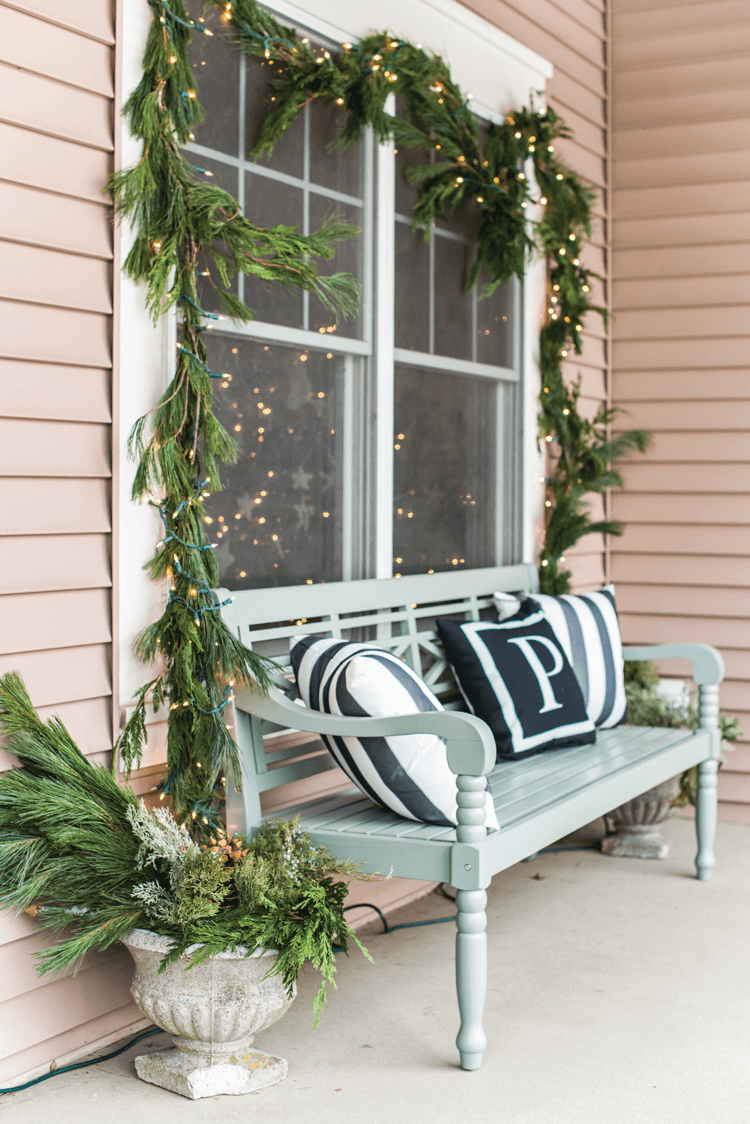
<box><xmin>4</xmin><ymin>817</ymin><xmax>750</xmax><ymax>1124</ymax></box>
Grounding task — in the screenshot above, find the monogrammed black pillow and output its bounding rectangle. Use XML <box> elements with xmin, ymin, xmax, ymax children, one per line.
<box><xmin>437</xmin><ymin>599</ymin><xmax>596</xmax><ymax>760</ymax></box>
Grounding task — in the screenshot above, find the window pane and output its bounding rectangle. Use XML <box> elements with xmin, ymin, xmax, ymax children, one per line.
<box><xmin>308</xmin><ymin>195</ymin><xmax>364</xmax><ymax>338</ymax></box>
<box><xmin>433</xmin><ymin>235</ymin><xmax>473</xmax><ymax>361</ymax></box>
<box><xmin>245</xmin><ymin>58</ymin><xmax>305</xmax><ymax>179</ymax></box>
<box><xmin>202</xmin><ymin>335</ymin><xmax>349</xmax><ymax>588</ymax></box>
<box><xmin>243</xmin><ymin>173</ymin><xmax>304</xmax><ymax>328</ymax></box>
<box><xmin>394</xmin><ymin>221</ymin><xmax>429</xmax><ymax>352</ymax></box>
<box><xmin>393</xmin><ymin>364</ymin><xmax>496</xmax><ymax>576</ymax></box>
<box><xmin>308</xmin><ymin>98</ymin><xmax>363</xmax><ymax>197</ymax></box>
<box><xmin>186</xmin><ymin>6</ymin><xmax>240</xmax><ymax>157</ymax></box>
<box><xmin>476</xmin><ymin>280</ymin><xmax>514</xmax><ymax>368</ymax></box>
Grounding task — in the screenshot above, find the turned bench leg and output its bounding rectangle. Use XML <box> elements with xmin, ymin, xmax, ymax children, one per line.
<box><xmin>455</xmin><ymin>888</ymin><xmax>487</xmax><ymax>1071</ymax></box>
<box><xmin>695</xmin><ymin>758</ymin><xmax>718</xmax><ymax>881</ymax></box>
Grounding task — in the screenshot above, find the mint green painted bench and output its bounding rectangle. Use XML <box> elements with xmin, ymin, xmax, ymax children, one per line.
<box><xmin>219</xmin><ymin>563</ymin><xmax>724</xmax><ymax>1071</ymax></box>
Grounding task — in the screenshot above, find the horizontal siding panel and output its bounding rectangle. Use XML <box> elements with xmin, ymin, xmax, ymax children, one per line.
<box><xmin>716</xmin><ymin>801</ymin><xmax>750</xmax><ymax>824</ymax></box>
<box><xmin>0</xmin><ymin>1002</ymin><xmax>144</xmax><ymax>1086</ymax></box>
<box><xmin>613</xmin><ymin>212</ymin><xmax>750</xmax><ymax>249</ymax></box>
<box><xmin>0</xmin><ymin>183</ymin><xmax>111</xmax><ymax>259</ymax></box>
<box><xmin>613</xmin><ymin>337</ymin><xmax>748</xmax><ymax>369</ymax></box>
<box><xmin>6</xmin><ymin>0</ymin><xmax>115</xmax><ymax>43</ymax></box>
<box><xmin>614</xmin><ymin>118</ymin><xmax>750</xmax><ymax>162</ymax></box>
<box><xmin>613</xmin><ymin>55</ymin><xmax>750</xmax><ymax>100</ymax></box>
<box><xmin>615</xmin><ymin>148</ymin><xmax>750</xmax><ymax>189</ymax></box>
<box><xmin>616</xmin><ymin>582</ymin><xmax>750</xmax><ymax>618</ymax></box>
<box><xmin>563</xmin><ymin>363</ymin><xmax>606</xmax><ymax>399</ymax></box>
<box><xmin>0</xmin><ymin>240</ymin><xmax>111</xmax><ymax>314</ymax></box>
<box><xmin>468</xmin><ymin>0</ymin><xmax>604</xmax><ymax>90</ymax></box>
<box><xmin>613</xmin><ymin>0</ymin><xmax>747</xmax><ymax>38</ymax></box>
<box><xmin>0</xmin><ymin>644</ymin><xmax>111</xmax><ymax>708</ymax></box>
<box><xmin>0</xmin><ymin>589</ymin><xmax>111</xmax><ymax>656</ymax></box>
<box><xmin>0</xmin><ymin>696</ymin><xmax>112</xmax><ymax>774</ymax></box>
<box><xmin>715</xmin><ymin>681</ymin><xmax>750</xmax><ymax>713</ymax></box>
<box><xmin>554</xmin><ymin>137</ymin><xmax>605</xmax><ymax>188</ymax></box>
<box><xmin>0</xmin><ymin>6</ymin><xmax>112</xmax><ymax>96</ymax></box>
<box><xmin>613</xmin><ymin>242</ymin><xmax>749</xmax><ymax>279</ymax></box>
<box><xmin>0</xmin><ymin>953</ymin><xmax>133</xmax><ymax>1059</ymax></box>
<box><xmin>620</xmin><ymin>463</ymin><xmax>750</xmax><ymax>493</ymax></box>
<box><xmin>576</xmin><ymin>333</ymin><xmax>606</xmax><ymax>368</ymax></box>
<box><xmin>619</xmin><ymin>611</ymin><xmax>749</xmax><ymax>650</ymax></box>
<box><xmin>568</xmin><ymin>552</ymin><xmax>606</xmax><ymax>590</ymax></box>
<box><xmin>0</xmin><ymin>360</ymin><xmax>111</xmax><ymax>422</ymax></box>
<box><xmin>614</xmin><ymin>87</ymin><xmax>750</xmax><ymax>130</ymax></box>
<box><xmin>0</xmin><ymin>478</ymin><xmax>110</xmax><ymax>535</ymax></box>
<box><xmin>613</xmin><ymin>305</ymin><xmax>748</xmax><ymax>340</ymax></box>
<box><xmin>717</xmin><ymin>771</ymin><xmax>750</xmax><ymax>804</ymax></box>
<box><xmin>547</xmin><ymin>97</ymin><xmax>605</xmax><ymax>157</ymax></box>
<box><xmin>721</xmin><ymin>745</ymin><xmax>750</xmax><ymax>774</ymax></box>
<box><xmin>579</xmin><ymin>242</ymin><xmax>606</xmax><ymax>275</ymax></box>
<box><xmin>0</xmin><ymin>121</ymin><xmax>110</xmax><ymax>204</ymax></box>
<box><xmin>613</xmin><ymin>400</ymin><xmax>750</xmax><ymax>430</ymax></box>
<box><xmin>0</xmin><ymin>534</ymin><xmax>111</xmax><ymax>596</ymax></box>
<box><xmin>614</xmin><ymin>275</ymin><xmax>750</xmax><ymax>309</ymax></box>
<box><xmin>0</xmin><ymin>934</ymin><xmax>120</xmax><ymax>1002</ymax></box>
<box><xmin>550</xmin><ymin>69</ymin><xmax>604</xmax><ymax>128</ymax></box>
<box><xmin>616</xmin><ymin>523</ymin><xmax>750</xmax><ymax>555</ymax></box>
<box><xmin>0</xmin><ymin>62</ymin><xmax>112</xmax><ymax>150</ymax></box>
<box><xmin>611</xmin><ymin>493</ymin><xmax>749</xmax><ymax>523</ymax></box>
<box><xmin>566</xmin><ymin>529</ymin><xmax>605</xmax><ymax>555</ymax></box>
<box><xmin>0</xmin><ymin>299</ymin><xmax>111</xmax><ymax>368</ymax></box>
<box><xmin>614</xmin><ymin>24</ymin><xmax>750</xmax><ymax>69</ymax></box>
<box><xmin>611</xmin><ymin>553</ymin><xmax>750</xmax><ymax>588</ymax></box>
<box><xmin>0</xmin><ymin>418</ymin><xmax>110</xmax><ymax>476</ymax></box>
<box><xmin>615</xmin><ymin>431</ymin><xmax>750</xmax><ymax>462</ymax></box>
<box><xmin>614</xmin><ymin>180</ymin><xmax>750</xmax><ymax>219</ymax></box>
<box><xmin>613</xmin><ymin>371</ymin><xmax>750</xmax><ymax>402</ymax></box>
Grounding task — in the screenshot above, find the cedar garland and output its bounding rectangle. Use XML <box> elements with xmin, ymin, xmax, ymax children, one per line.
<box><xmin>111</xmin><ymin>0</ymin><xmax>648</xmax><ymax>823</ymax></box>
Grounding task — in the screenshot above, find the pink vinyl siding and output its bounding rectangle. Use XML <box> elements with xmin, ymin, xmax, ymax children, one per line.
<box><xmin>610</xmin><ymin>0</ymin><xmax>750</xmax><ymax>821</ymax></box>
<box><xmin>461</xmin><ymin>0</ymin><xmax>612</xmax><ymax>592</ymax></box>
<box><xmin>0</xmin><ymin>0</ymin><xmax>145</xmax><ymax>1083</ymax></box>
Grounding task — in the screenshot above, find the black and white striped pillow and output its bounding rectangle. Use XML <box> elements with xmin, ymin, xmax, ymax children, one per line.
<box><xmin>290</xmin><ymin>635</ymin><xmax>499</xmax><ymax>831</ymax></box>
<box><xmin>493</xmin><ymin>585</ymin><xmax>626</xmax><ymax>729</ymax></box>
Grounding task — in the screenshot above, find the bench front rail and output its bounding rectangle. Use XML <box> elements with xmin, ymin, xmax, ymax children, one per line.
<box><xmin>220</xmin><ymin>567</ymin><xmax>724</xmax><ymax>1071</ymax></box>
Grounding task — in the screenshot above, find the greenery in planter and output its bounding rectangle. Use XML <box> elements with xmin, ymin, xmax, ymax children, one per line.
<box><xmin>624</xmin><ymin>660</ymin><xmax>742</xmax><ymax>808</ymax></box>
<box><xmin>0</xmin><ymin>672</ymin><xmax>370</xmax><ymax>1023</ymax></box>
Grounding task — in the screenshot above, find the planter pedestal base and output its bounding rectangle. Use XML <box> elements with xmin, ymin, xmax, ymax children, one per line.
<box><xmin>600</xmin><ymin>824</ymin><xmax>670</xmax><ymax>860</ymax></box>
<box><xmin>135</xmin><ymin>1043</ymin><xmax>288</xmax><ymax>1099</ymax></box>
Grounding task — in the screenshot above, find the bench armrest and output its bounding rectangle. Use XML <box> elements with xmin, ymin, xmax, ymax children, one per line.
<box><xmin>622</xmin><ymin>643</ymin><xmax>724</xmax><ymax>686</ymax></box>
<box><xmin>622</xmin><ymin>643</ymin><xmax>723</xmax><ymax>745</ymax></box>
<box><xmin>233</xmin><ymin>684</ymin><xmax>496</xmax><ymax>777</ymax></box>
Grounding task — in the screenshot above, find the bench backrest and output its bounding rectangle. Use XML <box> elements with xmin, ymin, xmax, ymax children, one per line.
<box><xmin>219</xmin><ymin>563</ymin><xmax>538</xmax><ymax>814</ymax></box>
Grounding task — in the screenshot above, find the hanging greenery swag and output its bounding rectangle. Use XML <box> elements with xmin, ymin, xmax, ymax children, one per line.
<box><xmin>110</xmin><ymin>0</ymin><xmax>648</xmax><ymax>826</ymax></box>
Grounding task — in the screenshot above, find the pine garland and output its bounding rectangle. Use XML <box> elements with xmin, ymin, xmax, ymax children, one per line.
<box><xmin>110</xmin><ymin>0</ymin><xmax>362</xmax><ymax>822</ymax></box>
<box><xmin>112</xmin><ymin>0</ymin><xmax>650</xmax><ymax>819</ymax></box>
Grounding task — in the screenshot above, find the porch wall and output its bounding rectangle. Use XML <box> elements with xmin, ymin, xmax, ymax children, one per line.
<box><xmin>0</xmin><ymin>0</ymin><xmax>145</xmax><ymax>1084</ymax></box>
<box><xmin>461</xmin><ymin>0</ymin><xmax>612</xmax><ymax>592</ymax></box>
<box><xmin>609</xmin><ymin>0</ymin><xmax>750</xmax><ymax>822</ymax></box>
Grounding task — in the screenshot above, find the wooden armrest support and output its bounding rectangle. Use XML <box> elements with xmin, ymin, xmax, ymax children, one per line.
<box><xmin>622</xmin><ymin>643</ymin><xmax>724</xmax><ymax>686</ymax></box>
<box><xmin>233</xmin><ymin>684</ymin><xmax>496</xmax><ymax>777</ymax></box>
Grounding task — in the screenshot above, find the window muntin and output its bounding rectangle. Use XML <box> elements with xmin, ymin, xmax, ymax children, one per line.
<box><xmin>185</xmin><ymin>9</ymin><xmax>521</xmax><ymax>590</ymax></box>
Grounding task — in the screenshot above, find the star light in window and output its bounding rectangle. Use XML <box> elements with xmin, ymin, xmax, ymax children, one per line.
<box><xmin>291</xmin><ymin>465</ymin><xmax>313</xmax><ymax>490</ymax></box>
<box><xmin>293</xmin><ymin>498</ymin><xmax>314</xmax><ymax>532</ymax></box>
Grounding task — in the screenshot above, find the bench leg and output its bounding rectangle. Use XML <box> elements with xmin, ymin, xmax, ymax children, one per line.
<box><xmin>695</xmin><ymin>758</ymin><xmax>718</xmax><ymax>881</ymax></box>
<box><xmin>455</xmin><ymin>888</ymin><xmax>487</xmax><ymax>1071</ymax></box>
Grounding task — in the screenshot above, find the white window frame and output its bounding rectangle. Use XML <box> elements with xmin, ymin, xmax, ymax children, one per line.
<box><xmin>117</xmin><ymin>0</ymin><xmax>551</xmax><ymax>717</ymax></box>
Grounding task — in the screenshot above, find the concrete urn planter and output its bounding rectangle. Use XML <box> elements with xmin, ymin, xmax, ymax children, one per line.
<box><xmin>122</xmin><ymin>928</ymin><xmax>295</xmax><ymax>1099</ymax></box>
<box><xmin>601</xmin><ymin>775</ymin><xmax>681</xmax><ymax>860</ymax></box>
